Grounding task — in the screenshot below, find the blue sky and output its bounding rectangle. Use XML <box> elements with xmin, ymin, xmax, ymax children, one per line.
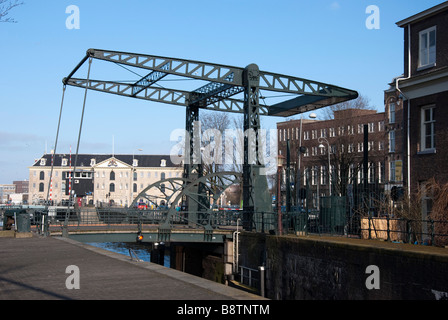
<box><xmin>0</xmin><ymin>0</ymin><xmax>445</xmax><ymax>184</ymax></box>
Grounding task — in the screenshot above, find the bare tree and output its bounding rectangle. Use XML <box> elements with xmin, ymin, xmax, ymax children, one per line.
<box><xmin>322</xmin><ymin>94</ymin><xmax>374</xmax><ymax>120</ymax></box>
<box><xmin>0</xmin><ymin>0</ymin><xmax>24</xmax><ymax>23</ymax></box>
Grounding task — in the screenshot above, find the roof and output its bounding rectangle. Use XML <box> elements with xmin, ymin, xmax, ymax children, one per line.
<box><xmin>396</xmin><ymin>1</ymin><xmax>448</xmax><ymax>27</ymax></box>
<box><xmin>32</xmin><ymin>154</ymin><xmax>182</xmax><ymax>168</ymax></box>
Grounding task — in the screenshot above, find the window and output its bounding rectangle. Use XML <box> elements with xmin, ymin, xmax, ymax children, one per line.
<box><xmin>40</xmin><ymin>158</ymin><xmax>46</xmax><ymax>166</ymax></box>
<box><xmin>389</xmin><ymin>131</ymin><xmax>395</xmax><ymax>153</ymax></box>
<box><xmin>389</xmin><ymin>103</ymin><xmax>395</xmax><ymax>124</ymax></box>
<box><xmin>133</xmin><ymin>159</ymin><xmax>138</xmax><ymax>167</ymax></box>
<box><xmin>321</xmin><ymin>166</ymin><xmax>327</xmax><ymax>185</ymax></box>
<box><xmin>421</xmin><ymin>106</ymin><xmax>435</xmax><ymax>152</ymax></box>
<box><xmin>110</xmin><ymin>171</ymin><xmax>115</xmax><ymax>180</ymax></box>
<box><xmin>62</xmin><ymin>159</ymin><xmax>68</xmax><ymax>166</ymax></box>
<box><xmin>40</xmin><ymin>171</ymin><xmax>45</xmax><ymax>180</ymax></box>
<box><xmin>312</xmin><ymin>166</ymin><xmax>318</xmax><ymax>186</ymax></box>
<box><xmin>358</xmin><ymin>124</ymin><xmax>364</xmax><ymax>134</ymax></box>
<box><xmin>368</xmin><ymin>122</ymin><xmax>375</xmax><ymax>133</ymax></box>
<box><xmin>133</xmin><ymin>172</ymin><xmax>137</xmax><ymax>181</ymax></box>
<box><xmin>320</xmin><ymin>128</ymin><xmax>327</xmax><ymax>138</ymax></box>
<box><xmin>329</xmin><ymin>128</ymin><xmax>336</xmax><ymax>138</ymax></box>
<box><xmin>358</xmin><ymin>143</ymin><xmax>363</xmax><ymax>153</ymax></box>
<box><xmin>304</xmin><ymin>148</ymin><xmax>310</xmax><ymax>157</ymax></box>
<box><xmin>161</xmin><ymin>172</ymin><xmax>166</xmax><ymax>180</ymax></box>
<box><xmin>311</xmin><ymin>130</ymin><xmax>317</xmax><ymax>139</ymax></box>
<box><xmin>39</xmin><ymin>183</ymin><xmax>44</xmax><ymax>192</ymax></box>
<box><xmin>133</xmin><ymin>183</ymin><xmax>137</xmax><ymax>192</ymax></box>
<box><xmin>90</xmin><ymin>158</ymin><xmax>96</xmax><ymax>166</ymax></box>
<box><xmin>390</xmin><ymin>162</ymin><xmax>396</xmax><ymax>182</ymax></box>
<box><xmin>419</xmin><ymin>26</ymin><xmax>436</xmax><ymax>69</ymax></box>
<box><xmin>304</xmin><ymin>131</ymin><xmax>310</xmax><ymax>140</ymax></box>
<box><xmin>109</xmin><ymin>183</ymin><xmax>115</xmax><ymax>192</ymax></box>
<box><xmin>379</xmin><ymin>162</ymin><xmax>385</xmax><ymax>184</ymax></box>
<box><xmin>348</xmin><ymin>144</ymin><xmax>354</xmax><ymax>153</ymax></box>
<box><xmin>347</xmin><ymin>125</ymin><xmax>354</xmax><ymax>135</ymax></box>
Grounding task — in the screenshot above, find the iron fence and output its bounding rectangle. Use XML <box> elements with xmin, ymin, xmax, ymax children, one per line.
<box><xmin>247</xmin><ymin>209</ymin><xmax>448</xmax><ymax>247</ymax></box>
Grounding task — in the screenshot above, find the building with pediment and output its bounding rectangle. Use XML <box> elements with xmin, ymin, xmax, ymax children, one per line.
<box><xmin>29</xmin><ymin>153</ymin><xmax>183</xmax><ymax>207</ymax></box>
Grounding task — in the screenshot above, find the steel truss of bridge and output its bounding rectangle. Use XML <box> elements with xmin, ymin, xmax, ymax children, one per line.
<box><xmin>59</xmin><ymin>49</ymin><xmax>358</xmax><ymax>233</ymax></box>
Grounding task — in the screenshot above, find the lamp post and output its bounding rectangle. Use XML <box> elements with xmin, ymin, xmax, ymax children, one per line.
<box><xmin>318</xmin><ymin>137</ymin><xmax>331</xmax><ymax>196</ymax></box>
<box><xmin>277</xmin><ymin>154</ymin><xmax>285</xmax><ymax>235</ymax></box>
<box><xmin>297</xmin><ymin>113</ymin><xmax>317</xmax><ymax>207</ymax></box>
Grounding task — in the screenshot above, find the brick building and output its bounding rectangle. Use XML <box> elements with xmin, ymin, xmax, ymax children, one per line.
<box><xmin>277</xmin><ymin>108</ymin><xmax>388</xmax><ymax>209</ymax></box>
<box><xmin>13</xmin><ymin>180</ymin><xmax>29</xmax><ymax>194</ymax></box>
<box><xmin>395</xmin><ymin>2</ymin><xmax>448</xmax><ymax>198</ymax></box>
<box><xmin>384</xmin><ymin>76</ymin><xmax>405</xmax><ymax>190</ymax></box>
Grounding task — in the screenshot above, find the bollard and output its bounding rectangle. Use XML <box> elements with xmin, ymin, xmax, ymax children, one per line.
<box><xmin>259</xmin><ymin>266</ymin><xmax>265</xmax><ymax>298</ymax></box>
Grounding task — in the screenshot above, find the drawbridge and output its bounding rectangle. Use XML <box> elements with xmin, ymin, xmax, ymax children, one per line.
<box><xmin>55</xmin><ymin>48</ymin><xmax>357</xmax><ymax>238</ymax></box>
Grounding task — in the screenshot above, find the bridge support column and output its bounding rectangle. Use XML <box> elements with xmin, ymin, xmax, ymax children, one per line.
<box><xmin>183</xmin><ymin>104</ymin><xmax>208</xmax><ymax>226</ymax></box>
<box><xmin>242</xmin><ymin>64</ymin><xmax>271</xmax><ymax>231</ymax></box>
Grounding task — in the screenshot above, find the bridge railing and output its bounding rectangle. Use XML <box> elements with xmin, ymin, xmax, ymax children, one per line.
<box><xmin>29</xmin><ymin>207</ymin><xmax>243</xmax><ymax>230</ymax></box>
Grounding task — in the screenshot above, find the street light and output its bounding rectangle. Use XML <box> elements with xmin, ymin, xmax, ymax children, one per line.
<box><xmin>297</xmin><ymin>112</ymin><xmax>317</xmax><ymax>206</ymax></box>
<box><xmin>277</xmin><ymin>154</ymin><xmax>285</xmax><ymax>235</ymax></box>
<box><xmin>318</xmin><ymin>137</ymin><xmax>331</xmax><ymax>196</ymax></box>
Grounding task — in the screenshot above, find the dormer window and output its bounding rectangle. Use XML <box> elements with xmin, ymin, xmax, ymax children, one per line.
<box><xmin>133</xmin><ymin>159</ymin><xmax>139</xmax><ymax>167</ymax></box>
<box><xmin>62</xmin><ymin>159</ymin><xmax>68</xmax><ymax>166</ymax></box>
<box><xmin>40</xmin><ymin>158</ymin><xmax>47</xmax><ymax>166</ymax></box>
<box><xmin>90</xmin><ymin>158</ymin><xmax>96</xmax><ymax>166</ymax></box>
<box><xmin>160</xmin><ymin>159</ymin><xmax>166</xmax><ymax>167</ymax></box>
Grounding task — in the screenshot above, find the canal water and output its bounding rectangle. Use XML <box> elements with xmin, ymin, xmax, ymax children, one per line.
<box><xmin>87</xmin><ymin>242</ymin><xmax>170</xmax><ymax>268</ymax></box>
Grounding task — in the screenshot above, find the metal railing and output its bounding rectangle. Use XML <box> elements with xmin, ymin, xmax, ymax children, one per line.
<box><xmin>239</xmin><ymin>266</ymin><xmax>260</xmax><ymax>289</ymax></box>
<box><xmin>248</xmin><ymin>210</ymin><xmax>448</xmax><ymax>247</ymax></box>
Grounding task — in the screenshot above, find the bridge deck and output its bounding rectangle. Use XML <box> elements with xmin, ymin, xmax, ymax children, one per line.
<box><xmin>0</xmin><ymin>235</ymin><xmax>264</xmax><ymax>300</ymax></box>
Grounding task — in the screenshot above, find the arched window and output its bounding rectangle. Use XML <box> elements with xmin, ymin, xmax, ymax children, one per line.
<box><xmin>39</xmin><ymin>183</ymin><xmax>44</xmax><ymax>192</ymax></box>
<box><xmin>39</xmin><ymin>171</ymin><xmax>45</xmax><ymax>180</ymax></box>
<box><xmin>161</xmin><ymin>172</ymin><xmax>166</xmax><ymax>180</ymax></box>
<box><xmin>160</xmin><ymin>184</ymin><xmax>166</xmax><ymax>193</ymax></box>
<box><xmin>109</xmin><ymin>183</ymin><xmax>115</xmax><ymax>192</ymax></box>
<box><xmin>133</xmin><ymin>183</ymin><xmax>137</xmax><ymax>193</ymax></box>
<box><xmin>110</xmin><ymin>171</ymin><xmax>115</xmax><ymax>180</ymax></box>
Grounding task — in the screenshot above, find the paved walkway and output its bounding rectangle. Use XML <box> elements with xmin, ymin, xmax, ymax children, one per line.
<box><xmin>0</xmin><ymin>235</ymin><xmax>265</xmax><ymax>300</ymax></box>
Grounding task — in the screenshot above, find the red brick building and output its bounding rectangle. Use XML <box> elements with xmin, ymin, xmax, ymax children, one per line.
<box><xmin>395</xmin><ymin>2</ymin><xmax>448</xmax><ymax>199</ymax></box>
<box><xmin>277</xmin><ymin>109</ymin><xmax>387</xmax><ymax>209</ymax></box>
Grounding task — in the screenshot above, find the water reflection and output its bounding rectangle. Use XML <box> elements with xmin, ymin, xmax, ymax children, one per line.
<box><xmin>87</xmin><ymin>242</ymin><xmax>170</xmax><ymax>268</ymax></box>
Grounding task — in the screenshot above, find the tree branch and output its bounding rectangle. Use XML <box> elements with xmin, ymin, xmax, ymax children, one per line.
<box><xmin>0</xmin><ymin>0</ymin><xmax>24</xmax><ymax>23</ymax></box>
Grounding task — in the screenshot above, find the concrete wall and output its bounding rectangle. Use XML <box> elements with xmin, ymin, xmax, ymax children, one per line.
<box><xmin>240</xmin><ymin>232</ymin><xmax>448</xmax><ymax>300</ymax></box>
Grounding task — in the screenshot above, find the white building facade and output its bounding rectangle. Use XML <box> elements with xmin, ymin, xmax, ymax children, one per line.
<box><xmin>29</xmin><ymin>154</ymin><xmax>183</xmax><ymax>207</ymax></box>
